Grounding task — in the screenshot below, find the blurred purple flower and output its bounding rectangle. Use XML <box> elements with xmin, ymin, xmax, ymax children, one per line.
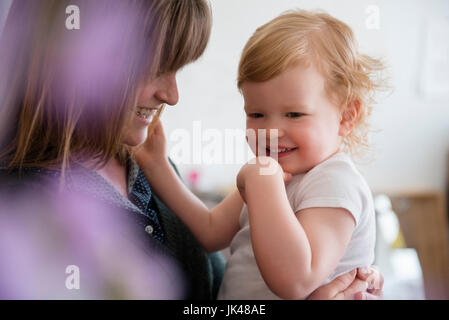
<box><xmin>0</xmin><ymin>184</ymin><xmax>185</xmax><ymax>299</ymax></box>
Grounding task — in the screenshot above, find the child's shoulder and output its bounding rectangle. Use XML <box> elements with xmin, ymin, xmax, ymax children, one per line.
<box><xmin>310</xmin><ymin>151</ymin><xmax>356</xmax><ymax>174</ymax></box>
<box><xmin>296</xmin><ymin>152</ymin><xmax>360</xmax><ymax>182</ymax></box>
<box><xmin>286</xmin><ymin>152</ymin><xmax>374</xmax><ymax>224</ymax></box>
<box><xmin>310</xmin><ymin>152</ymin><xmax>365</xmax><ymax>182</ymax></box>
<box><xmin>287</xmin><ymin>151</ymin><xmax>370</xmax><ymax>197</ymax></box>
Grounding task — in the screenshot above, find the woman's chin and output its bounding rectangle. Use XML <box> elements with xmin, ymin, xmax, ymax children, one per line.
<box><xmin>123</xmin><ymin>131</ymin><xmax>147</xmax><ymax>147</ymax></box>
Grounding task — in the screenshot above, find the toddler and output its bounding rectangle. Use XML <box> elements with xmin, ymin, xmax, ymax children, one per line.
<box><xmin>136</xmin><ymin>9</ymin><xmax>385</xmax><ymax>299</ymax></box>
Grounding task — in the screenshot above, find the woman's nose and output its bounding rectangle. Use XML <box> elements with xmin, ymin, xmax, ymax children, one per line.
<box><xmin>155</xmin><ymin>73</ymin><xmax>179</xmax><ymax>106</ymax></box>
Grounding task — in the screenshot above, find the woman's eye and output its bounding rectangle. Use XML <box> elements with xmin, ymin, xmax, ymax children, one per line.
<box><xmin>286</xmin><ymin>112</ymin><xmax>304</xmax><ymax>118</ymax></box>
<box><xmin>248</xmin><ymin>113</ymin><xmax>264</xmax><ymax>118</ymax></box>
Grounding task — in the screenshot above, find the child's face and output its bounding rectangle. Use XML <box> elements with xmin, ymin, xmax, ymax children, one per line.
<box><xmin>242</xmin><ymin>62</ymin><xmax>344</xmax><ymax>175</ymax></box>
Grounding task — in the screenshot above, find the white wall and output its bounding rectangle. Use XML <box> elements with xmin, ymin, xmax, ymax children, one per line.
<box><xmin>164</xmin><ymin>0</ymin><xmax>449</xmax><ymax>194</ymax></box>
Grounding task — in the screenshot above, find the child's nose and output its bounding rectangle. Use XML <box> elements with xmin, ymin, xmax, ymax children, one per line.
<box><xmin>263</xmin><ymin>127</ymin><xmax>285</xmax><ymax>149</ymax></box>
<box><xmin>266</xmin><ymin>127</ymin><xmax>285</xmax><ymax>139</ymax></box>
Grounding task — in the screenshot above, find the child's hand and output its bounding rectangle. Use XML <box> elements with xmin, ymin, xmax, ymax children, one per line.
<box><xmin>134</xmin><ymin>120</ymin><xmax>168</xmax><ymax>170</ymax></box>
<box><xmin>236</xmin><ymin>156</ymin><xmax>292</xmax><ymax>202</ymax></box>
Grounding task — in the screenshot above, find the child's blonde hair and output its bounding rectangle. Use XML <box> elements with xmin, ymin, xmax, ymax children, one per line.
<box><xmin>238</xmin><ymin>9</ymin><xmax>387</xmax><ymax>156</ymax></box>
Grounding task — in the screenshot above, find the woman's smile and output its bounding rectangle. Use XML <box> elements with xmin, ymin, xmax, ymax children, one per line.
<box><xmin>135</xmin><ymin>106</ymin><xmax>158</xmax><ymax>125</ymax></box>
<box><xmin>134</xmin><ymin>104</ymin><xmax>163</xmax><ymax>126</ymax></box>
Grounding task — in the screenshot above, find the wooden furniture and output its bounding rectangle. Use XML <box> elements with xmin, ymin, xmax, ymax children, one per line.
<box><xmin>388</xmin><ymin>190</ymin><xmax>449</xmax><ymax>299</ymax></box>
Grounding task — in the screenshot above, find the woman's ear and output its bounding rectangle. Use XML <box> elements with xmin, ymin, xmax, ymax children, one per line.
<box><xmin>338</xmin><ymin>99</ymin><xmax>360</xmax><ymax>137</ymax></box>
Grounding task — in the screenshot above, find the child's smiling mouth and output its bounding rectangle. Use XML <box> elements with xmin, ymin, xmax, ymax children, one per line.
<box><xmin>266</xmin><ymin>146</ymin><xmax>299</xmax><ymax>158</ymax></box>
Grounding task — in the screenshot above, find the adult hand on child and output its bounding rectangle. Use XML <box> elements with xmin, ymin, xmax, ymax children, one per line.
<box><xmin>236</xmin><ymin>156</ymin><xmax>292</xmax><ymax>202</ymax></box>
<box><xmin>354</xmin><ymin>266</ymin><xmax>384</xmax><ymax>299</ymax></box>
<box><xmin>307</xmin><ymin>266</ymin><xmax>384</xmax><ymax>300</ymax></box>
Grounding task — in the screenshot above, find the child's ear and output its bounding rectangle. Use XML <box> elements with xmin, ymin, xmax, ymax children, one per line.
<box><xmin>338</xmin><ymin>99</ymin><xmax>360</xmax><ymax>137</ymax></box>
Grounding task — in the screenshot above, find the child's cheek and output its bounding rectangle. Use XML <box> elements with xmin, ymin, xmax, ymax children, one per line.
<box><xmin>245</xmin><ymin>123</ymin><xmax>259</xmax><ymax>155</ymax></box>
<box><xmin>292</xmin><ymin>121</ymin><xmax>316</xmax><ymax>150</ymax></box>
<box><xmin>292</xmin><ymin>122</ymin><xmax>325</xmax><ymax>166</ymax></box>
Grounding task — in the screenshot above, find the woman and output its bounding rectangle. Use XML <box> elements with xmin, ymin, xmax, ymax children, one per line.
<box><xmin>0</xmin><ymin>0</ymin><xmax>382</xmax><ymax>299</ymax></box>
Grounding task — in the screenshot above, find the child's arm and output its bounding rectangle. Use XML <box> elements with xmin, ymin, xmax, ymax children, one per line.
<box><xmin>237</xmin><ymin>157</ymin><xmax>356</xmax><ymax>300</ymax></box>
<box><xmin>142</xmin><ymin>159</ymin><xmax>243</xmax><ymax>252</ymax></box>
<box><xmin>134</xmin><ymin>121</ymin><xmax>243</xmax><ymax>252</ymax></box>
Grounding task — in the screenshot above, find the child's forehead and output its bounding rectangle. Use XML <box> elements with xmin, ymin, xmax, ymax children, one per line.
<box><xmin>242</xmin><ymin>63</ymin><xmax>327</xmax><ymax>106</ymax></box>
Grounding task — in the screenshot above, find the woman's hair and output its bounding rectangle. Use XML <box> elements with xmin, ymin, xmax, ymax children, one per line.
<box><xmin>0</xmin><ymin>0</ymin><xmax>212</xmax><ymax>181</ymax></box>
<box><xmin>238</xmin><ymin>9</ymin><xmax>388</xmax><ymax>156</ymax></box>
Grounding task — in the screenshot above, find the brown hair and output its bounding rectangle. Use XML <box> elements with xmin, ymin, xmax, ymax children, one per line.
<box><xmin>238</xmin><ymin>9</ymin><xmax>388</xmax><ymax>156</ymax></box>
<box><xmin>0</xmin><ymin>0</ymin><xmax>211</xmax><ymax>183</ymax></box>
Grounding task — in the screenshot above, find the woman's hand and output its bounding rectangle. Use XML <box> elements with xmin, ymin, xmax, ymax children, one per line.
<box><xmin>355</xmin><ymin>266</ymin><xmax>384</xmax><ymax>299</ymax></box>
<box><xmin>134</xmin><ymin>120</ymin><xmax>168</xmax><ymax>170</ymax></box>
<box><xmin>307</xmin><ymin>266</ymin><xmax>384</xmax><ymax>300</ymax></box>
<box><xmin>236</xmin><ymin>156</ymin><xmax>292</xmax><ymax>202</ymax></box>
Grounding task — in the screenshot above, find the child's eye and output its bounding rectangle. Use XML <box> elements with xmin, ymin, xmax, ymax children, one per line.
<box><xmin>248</xmin><ymin>113</ymin><xmax>264</xmax><ymax>118</ymax></box>
<box><xmin>286</xmin><ymin>112</ymin><xmax>305</xmax><ymax>118</ymax></box>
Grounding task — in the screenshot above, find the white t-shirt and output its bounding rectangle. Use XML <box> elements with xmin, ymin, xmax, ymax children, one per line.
<box><xmin>217</xmin><ymin>152</ymin><xmax>376</xmax><ymax>300</ymax></box>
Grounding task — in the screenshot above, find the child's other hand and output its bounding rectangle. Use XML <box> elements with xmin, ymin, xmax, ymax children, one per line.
<box><xmin>236</xmin><ymin>156</ymin><xmax>291</xmax><ymax>202</ymax></box>
<box><xmin>134</xmin><ymin>120</ymin><xmax>168</xmax><ymax>170</ymax></box>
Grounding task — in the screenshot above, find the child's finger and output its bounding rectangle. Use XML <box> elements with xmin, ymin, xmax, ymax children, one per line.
<box><xmin>147</xmin><ymin>105</ymin><xmax>166</xmax><ymax>138</ymax></box>
<box><xmin>283</xmin><ymin>171</ymin><xmax>292</xmax><ymax>182</ymax></box>
<box><xmin>149</xmin><ymin>120</ymin><xmax>166</xmax><ymax>141</ymax></box>
<box><xmin>153</xmin><ymin>120</ymin><xmax>163</xmax><ymax>135</ymax></box>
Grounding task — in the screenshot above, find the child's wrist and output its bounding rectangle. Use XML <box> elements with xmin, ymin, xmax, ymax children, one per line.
<box><xmin>136</xmin><ymin>153</ymin><xmax>170</xmax><ymax>173</ymax></box>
